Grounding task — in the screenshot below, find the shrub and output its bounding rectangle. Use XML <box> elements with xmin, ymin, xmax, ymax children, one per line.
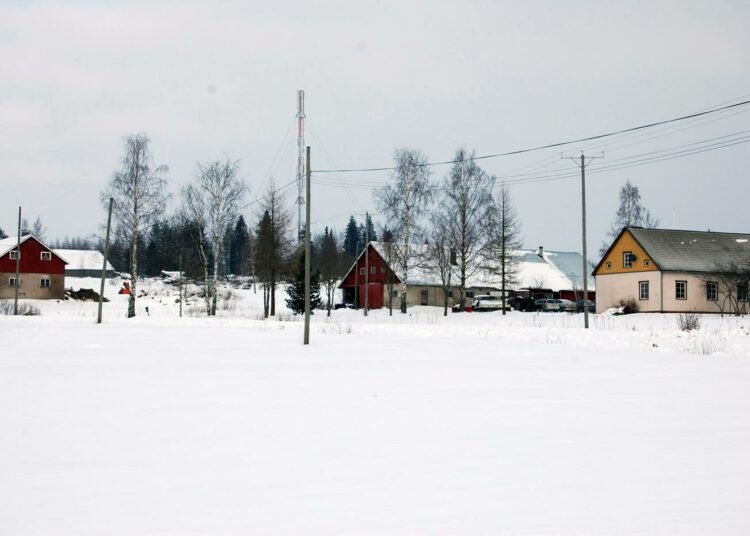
<box><xmin>0</xmin><ymin>299</ymin><xmax>41</xmax><ymax>316</ymax></box>
<box><xmin>616</xmin><ymin>298</ymin><xmax>639</xmax><ymax>315</ymax></box>
<box><xmin>677</xmin><ymin>311</ymin><xmax>701</xmax><ymax>332</ymax></box>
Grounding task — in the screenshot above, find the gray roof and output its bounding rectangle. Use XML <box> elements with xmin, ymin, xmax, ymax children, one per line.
<box><xmin>629</xmin><ymin>228</ymin><xmax>750</xmax><ymax>272</ymax></box>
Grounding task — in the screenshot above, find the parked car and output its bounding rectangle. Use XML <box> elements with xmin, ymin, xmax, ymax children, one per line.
<box><xmin>472</xmin><ymin>295</ymin><xmax>510</xmax><ymax>312</ymax></box>
<box><xmin>512</xmin><ymin>297</ymin><xmax>537</xmax><ymax>312</ymax></box>
<box><xmin>534</xmin><ymin>298</ymin><xmax>560</xmax><ymax>312</ymax></box>
<box><xmin>576</xmin><ymin>300</ymin><xmax>596</xmax><ymax>313</ymax></box>
<box><xmin>558</xmin><ymin>299</ymin><xmax>577</xmax><ymax>312</ymax></box>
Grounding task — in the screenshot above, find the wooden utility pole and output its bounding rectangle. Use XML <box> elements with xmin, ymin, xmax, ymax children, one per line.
<box><xmin>364</xmin><ymin>211</ymin><xmax>369</xmax><ymax>316</ymax></box>
<box><xmin>13</xmin><ymin>207</ymin><xmax>21</xmax><ymax>315</ymax></box>
<box><xmin>304</xmin><ymin>146</ymin><xmax>311</xmax><ymax>345</ymax></box>
<box><xmin>97</xmin><ymin>198</ymin><xmax>113</xmax><ymax>324</ymax></box>
<box><xmin>562</xmin><ymin>152</ymin><xmax>603</xmax><ymax>329</ymax></box>
<box><xmin>178</xmin><ymin>251</ymin><xmax>183</xmax><ymax>318</ymax></box>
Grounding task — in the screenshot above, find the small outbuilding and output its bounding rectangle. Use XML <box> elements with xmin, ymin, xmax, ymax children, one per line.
<box><xmin>53</xmin><ymin>248</ymin><xmax>115</xmax><ymax>278</ymax></box>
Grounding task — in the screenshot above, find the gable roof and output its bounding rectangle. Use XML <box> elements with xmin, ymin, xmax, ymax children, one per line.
<box><xmin>0</xmin><ymin>235</ymin><xmax>68</xmax><ymax>264</ymax></box>
<box><xmin>627</xmin><ymin>227</ymin><xmax>750</xmax><ymax>272</ymax></box>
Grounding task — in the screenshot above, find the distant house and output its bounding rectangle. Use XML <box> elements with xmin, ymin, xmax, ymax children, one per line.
<box><xmin>594</xmin><ymin>227</ymin><xmax>750</xmax><ymax>313</ymax></box>
<box><xmin>53</xmin><ymin>249</ymin><xmax>115</xmax><ymax>278</ymax></box>
<box><xmin>338</xmin><ymin>242</ymin><xmax>595</xmax><ymax>309</ymax></box>
<box><xmin>0</xmin><ymin>235</ymin><xmax>67</xmax><ymax>300</ymax></box>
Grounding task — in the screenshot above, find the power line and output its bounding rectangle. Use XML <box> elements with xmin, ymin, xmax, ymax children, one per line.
<box><xmin>311</xmin><ymin>99</ymin><xmax>750</xmax><ymax>173</ymax></box>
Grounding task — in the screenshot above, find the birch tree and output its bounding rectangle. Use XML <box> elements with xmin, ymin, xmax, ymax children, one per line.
<box><xmin>491</xmin><ymin>183</ymin><xmax>523</xmax><ymax>315</ymax></box>
<box><xmin>103</xmin><ymin>133</ymin><xmax>168</xmax><ymax>318</ymax></box>
<box><xmin>184</xmin><ymin>156</ymin><xmax>247</xmax><ymax>315</ymax></box>
<box><xmin>439</xmin><ymin>148</ymin><xmax>496</xmax><ymax>309</ymax></box>
<box><xmin>426</xmin><ymin>214</ymin><xmax>454</xmax><ymax>316</ymax></box>
<box><xmin>600</xmin><ymin>181</ymin><xmax>659</xmax><ymax>256</ymax></box>
<box><xmin>376</xmin><ymin>147</ymin><xmax>432</xmax><ymax>313</ymax></box>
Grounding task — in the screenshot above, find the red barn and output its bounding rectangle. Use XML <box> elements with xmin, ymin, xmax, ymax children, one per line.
<box><xmin>339</xmin><ymin>243</ymin><xmax>401</xmax><ymax>309</ymax></box>
<box><xmin>0</xmin><ymin>235</ymin><xmax>67</xmax><ymax>300</ymax></box>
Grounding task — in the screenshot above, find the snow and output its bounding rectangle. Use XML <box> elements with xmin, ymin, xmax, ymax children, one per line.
<box><xmin>1</xmin><ymin>277</ymin><xmax>750</xmax><ymax>534</ymax></box>
<box><xmin>53</xmin><ymin>248</ymin><xmax>115</xmax><ymax>271</ymax></box>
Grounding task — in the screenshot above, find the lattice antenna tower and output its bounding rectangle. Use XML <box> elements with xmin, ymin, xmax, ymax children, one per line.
<box><xmin>296</xmin><ymin>90</ymin><xmax>306</xmax><ymax>240</ymax></box>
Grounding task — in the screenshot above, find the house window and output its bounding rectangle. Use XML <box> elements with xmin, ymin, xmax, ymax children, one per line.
<box><xmin>9</xmin><ymin>277</ymin><xmax>17</xmax><ymax>286</ymax></box>
<box><xmin>623</xmin><ymin>251</ymin><xmax>633</xmax><ymax>268</ymax></box>
<box><xmin>448</xmin><ymin>290</ymin><xmax>453</xmax><ymax>298</ymax></box>
<box><xmin>639</xmin><ymin>281</ymin><xmax>649</xmax><ymax>300</ymax></box>
<box><xmin>466</xmin><ymin>291</ymin><xmax>475</xmax><ymax>298</ymax></box>
<box><xmin>643</xmin><ymin>260</ymin><xmax>650</xmax><ymax>267</ymax></box>
<box><xmin>41</xmin><ymin>251</ymin><xmax>52</xmax><ymax>261</ymax></box>
<box><xmin>739</xmin><ymin>282</ymin><xmax>749</xmax><ymax>303</ymax></box>
<box><xmin>605</xmin><ymin>261</ymin><xmax>612</xmax><ymax>270</ymax></box>
<box><xmin>370</xmin><ymin>266</ymin><xmax>376</xmax><ymax>274</ymax></box>
<box><xmin>676</xmin><ymin>280</ymin><xmax>687</xmax><ymax>300</ymax></box>
<box><xmin>359</xmin><ymin>268</ymin><xmax>366</xmax><ymax>275</ymax></box>
<box><xmin>706</xmin><ymin>281</ymin><xmax>718</xmax><ymax>301</ymax></box>
<box><xmin>9</xmin><ymin>250</ymin><xmax>20</xmax><ymax>260</ymax></box>
<box><xmin>392</xmin><ymin>290</ymin><xmax>398</xmax><ymax>298</ymax></box>
<box><xmin>40</xmin><ymin>278</ymin><xmax>51</xmax><ymax>288</ymax></box>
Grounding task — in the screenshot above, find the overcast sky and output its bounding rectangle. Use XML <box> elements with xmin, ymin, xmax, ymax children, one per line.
<box><xmin>2</xmin><ymin>0</ymin><xmax>749</xmax><ymax>253</ymax></box>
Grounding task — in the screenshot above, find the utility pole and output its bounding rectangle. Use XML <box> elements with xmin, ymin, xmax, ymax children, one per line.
<box><xmin>364</xmin><ymin>211</ymin><xmax>369</xmax><ymax>316</ymax></box>
<box><xmin>304</xmin><ymin>146</ymin><xmax>311</xmax><ymax>345</ymax></box>
<box><xmin>178</xmin><ymin>251</ymin><xmax>183</xmax><ymax>318</ymax></box>
<box><xmin>562</xmin><ymin>152</ymin><xmax>603</xmax><ymax>329</ymax></box>
<box><xmin>13</xmin><ymin>207</ymin><xmax>21</xmax><ymax>316</ymax></box>
<box><xmin>97</xmin><ymin>198</ymin><xmax>113</xmax><ymax>324</ymax></box>
<box><xmin>296</xmin><ymin>90</ymin><xmax>306</xmax><ymax>241</ymax></box>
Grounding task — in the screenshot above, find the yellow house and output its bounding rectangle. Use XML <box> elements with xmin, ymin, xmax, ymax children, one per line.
<box><xmin>594</xmin><ymin>227</ymin><xmax>750</xmax><ymax>314</ymax></box>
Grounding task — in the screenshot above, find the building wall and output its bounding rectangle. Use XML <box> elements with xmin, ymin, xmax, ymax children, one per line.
<box><xmin>595</xmin><ymin>271</ymin><xmax>734</xmax><ymax>313</ymax></box>
<box><xmin>0</xmin><ymin>272</ymin><xmax>65</xmax><ymax>300</ymax></box>
<box><xmin>381</xmin><ymin>284</ymin><xmax>461</xmax><ymax>310</ymax></box>
<box><xmin>0</xmin><ymin>238</ymin><xmax>65</xmax><ymax>275</ymax></box>
<box><xmin>596</xmin><ymin>229</ymin><xmax>658</xmax><ymax>276</ymax></box>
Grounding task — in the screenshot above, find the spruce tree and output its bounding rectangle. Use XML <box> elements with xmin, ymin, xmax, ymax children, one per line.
<box><xmin>342</xmin><ymin>215</ymin><xmax>360</xmax><ymax>257</ymax></box>
<box><xmin>285</xmin><ymin>250</ymin><xmax>322</xmax><ymax>315</ymax></box>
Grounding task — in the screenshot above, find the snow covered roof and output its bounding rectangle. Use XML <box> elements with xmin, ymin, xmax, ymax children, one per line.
<box><xmin>0</xmin><ymin>235</ymin><xmax>34</xmax><ymax>257</ymax></box>
<box><xmin>53</xmin><ymin>249</ymin><xmax>114</xmax><ymax>272</ymax></box>
<box><xmin>359</xmin><ymin>242</ymin><xmax>594</xmax><ymax>291</ymax></box>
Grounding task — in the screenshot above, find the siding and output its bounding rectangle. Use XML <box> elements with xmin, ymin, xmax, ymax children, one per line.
<box><xmin>596</xmin><ymin>230</ymin><xmax>657</xmax><ymax>276</ymax></box>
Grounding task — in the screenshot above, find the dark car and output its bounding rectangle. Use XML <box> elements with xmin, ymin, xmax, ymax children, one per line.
<box><xmin>576</xmin><ymin>300</ymin><xmax>595</xmax><ymax>313</ymax></box>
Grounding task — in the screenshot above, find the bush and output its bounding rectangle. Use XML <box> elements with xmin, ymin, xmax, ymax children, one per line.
<box><xmin>0</xmin><ymin>299</ymin><xmax>41</xmax><ymax>316</ymax></box>
<box><xmin>677</xmin><ymin>311</ymin><xmax>701</xmax><ymax>332</ymax></box>
<box><xmin>616</xmin><ymin>298</ymin><xmax>639</xmax><ymax>315</ymax></box>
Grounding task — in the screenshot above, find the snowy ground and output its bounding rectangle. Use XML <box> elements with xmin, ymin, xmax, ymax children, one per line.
<box><xmin>1</xmin><ymin>277</ymin><xmax>750</xmax><ymax>535</ymax></box>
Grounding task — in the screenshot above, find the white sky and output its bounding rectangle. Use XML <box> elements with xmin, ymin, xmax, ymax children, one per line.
<box><xmin>1</xmin><ymin>0</ymin><xmax>749</xmax><ymax>253</ymax></box>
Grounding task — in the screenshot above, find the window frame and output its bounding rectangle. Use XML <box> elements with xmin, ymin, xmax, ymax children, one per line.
<box><xmin>9</xmin><ymin>277</ymin><xmax>17</xmax><ymax>286</ymax></box>
<box><xmin>623</xmin><ymin>251</ymin><xmax>633</xmax><ymax>269</ymax></box>
<box><xmin>643</xmin><ymin>259</ymin><xmax>650</xmax><ymax>267</ymax></box>
<box><xmin>675</xmin><ymin>280</ymin><xmax>687</xmax><ymax>300</ymax></box>
<box><xmin>40</xmin><ymin>278</ymin><xmax>51</xmax><ymax>288</ymax></box>
<box><xmin>738</xmin><ymin>281</ymin><xmax>749</xmax><ymax>303</ymax></box>
<box><xmin>605</xmin><ymin>261</ymin><xmax>612</xmax><ymax>270</ymax></box>
<box><xmin>639</xmin><ymin>280</ymin><xmax>649</xmax><ymax>301</ymax></box>
<box><xmin>40</xmin><ymin>251</ymin><xmax>52</xmax><ymax>261</ymax></box>
<box><xmin>359</xmin><ymin>267</ymin><xmax>366</xmax><ymax>275</ymax></box>
<box><xmin>706</xmin><ymin>281</ymin><xmax>718</xmax><ymax>302</ymax></box>
<box><xmin>9</xmin><ymin>250</ymin><xmax>20</xmax><ymax>260</ymax></box>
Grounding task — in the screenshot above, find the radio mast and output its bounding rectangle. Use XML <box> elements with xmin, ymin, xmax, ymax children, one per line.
<box><xmin>296</xmin><ymin>90</ymin><xmax>306</xmax><ymax>240</ymax></box>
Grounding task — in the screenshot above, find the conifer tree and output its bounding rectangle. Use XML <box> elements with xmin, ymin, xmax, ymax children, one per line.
<box><xmin>285</xmin><ymin>250</ymin><xmax>322</xmax><ymax>315</ymax></box>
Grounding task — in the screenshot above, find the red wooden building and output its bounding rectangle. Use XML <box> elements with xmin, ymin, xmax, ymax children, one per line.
<box><xmin>0</xmin><ymin>235</ymin><xmax>67</xmax><ymax>299</ymax></box>
<box><xmin>339</xmin><ymin>243</ymin><xmax>400</xmax><ymax>309</ymax></box>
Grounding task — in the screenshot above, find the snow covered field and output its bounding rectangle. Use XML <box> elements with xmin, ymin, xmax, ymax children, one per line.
<box><xmin>2</xmin><ymin>277</ymin><xmax>750</xmax><ymax>535</ymax></box>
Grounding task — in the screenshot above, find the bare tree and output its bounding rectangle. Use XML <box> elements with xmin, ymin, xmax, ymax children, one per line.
<box><xmin>600</xmin><ymin>180</ymin><xmax>659</xmax><ymax>256</ymax></box>
<box><xmin>491</xmin><ymin>183</ymin><xmax>523</xmax><ymax>315</ymax></box>
<box><xmin>701</xmin><ymin>262</ymin><xmax>750</xmax><ymax>316</ymax></box>
<box><xmin>376</xmin><ymin>147</ymin><xmax>432</xmax><ymax>313</ymax></box>
<box><xmin>439</xmin><ymin>148</ymin><xmax>496</xmax><ymax>309</ymax></box>
<box><xmin>181</xmin><ymin>190</ymin><xmax>212</xmax><ymax>314</ymax></box>
<box><xmin>425</xmin><ymin>214</ymin><xmax>454</xmax><ymax>316</ymax></box>
<box><xmin>102</xmin><ymin>133</ymin><xmax>168</xmax><ymax>318</ymax></box>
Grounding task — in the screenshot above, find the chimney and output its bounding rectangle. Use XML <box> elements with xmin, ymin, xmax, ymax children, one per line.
<box><xmin>537</xmin><ymin>246</ymin><xmax>544</xmax><ymax>258</ymax></box>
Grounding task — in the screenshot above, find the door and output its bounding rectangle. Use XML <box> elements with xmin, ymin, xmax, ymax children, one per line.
<box><xmin>359</xmin><ymin>283</ymin><xmax>384</xmax><ymax>309</ymax></box>
<box><xmin>420</xmin><ymin>289</ymin><xmax>429</xmax><ymax>306</ymax></box>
